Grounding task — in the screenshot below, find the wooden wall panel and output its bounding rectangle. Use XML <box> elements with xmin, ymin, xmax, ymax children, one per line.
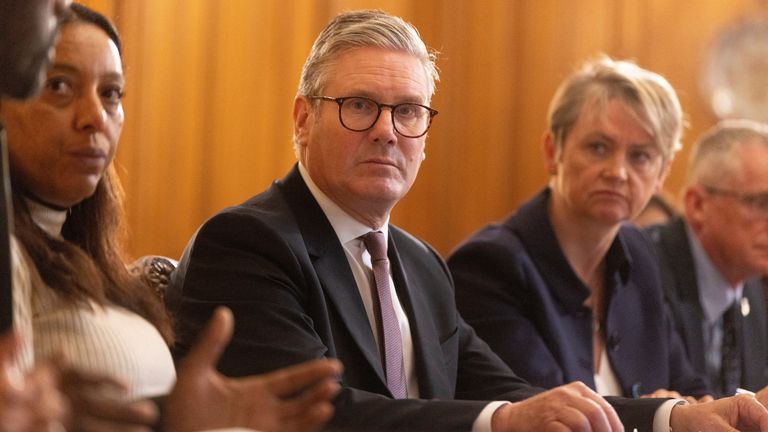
<box><xmin>113</xmin><ymin>1</ymin><xmax>215</xmax><ymax>257</ymax></box>
<box><xmin>630</xmin><ymin>0</ymin><xmax>756</xmax><ymax>201</ymax></box>
<box><xmin>74</xmin><ymin>1</ymin><xmax>762</xmax><ymax>259</ymax></box>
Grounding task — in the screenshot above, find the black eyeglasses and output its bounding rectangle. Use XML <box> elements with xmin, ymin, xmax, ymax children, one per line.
<box><xmin>308</xmin><ymin>96</ymin><xmax>438</xmax><ymax>138</ymax></box>
<box><xmin>702</xmin><ymin>184</ymin><xmax>768</xmax><ymax>218</ymax></box>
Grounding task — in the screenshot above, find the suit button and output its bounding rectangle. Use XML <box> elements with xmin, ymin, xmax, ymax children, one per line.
<box><xmin>607</xmin><ymin>332</ymin><xmax>620</xmax><ymax>351</ymax></box>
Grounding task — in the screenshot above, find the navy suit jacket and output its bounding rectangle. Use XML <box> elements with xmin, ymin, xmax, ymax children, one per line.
<box><xmin>646</xmin><ymin>218</ymin><xmax>768</xmax><ymax>396</ymax></box>
<box><xmin>173</xmin><ymin>169</ymin><xmax>663</xmax><ymax>431</ymax></box>
<box><xmin>449</xmin><ymin>189</ymin><xmax>710</xmax><ymax>399</ymax></box>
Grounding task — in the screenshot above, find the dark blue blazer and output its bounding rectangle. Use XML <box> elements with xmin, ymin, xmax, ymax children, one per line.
<box><xmin>449</xmin><ymin>189</ymin><xmax>711</xmax><ymax>399</ymax></box>
<box><xmin>172</xmin><ymin>169</ymin><xmax>663</xmax><ymax>431</ymax></box>
<box><xmin>646</xmin><ymin>218</ymin><xmax>768</xmax><ymax>396</ymax></box>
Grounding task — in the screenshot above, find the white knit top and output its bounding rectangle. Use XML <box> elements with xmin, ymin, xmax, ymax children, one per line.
<box><xmin>26</xmin><ymin>200</ymin><xmax>176</xmax><ymax>399</ymax></box>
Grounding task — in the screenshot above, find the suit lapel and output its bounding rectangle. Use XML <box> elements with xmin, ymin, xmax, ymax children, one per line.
<box><xmin>278</xmin><ymin>166</ymin><xmax>386</xmax><ymax>383</ymax></box>
<box><xmin>662</xmin><ymin>220</ymin><xmax>707</xmax><ymax>372</ymax></box>
<box><xmin>388</xmin><ymin>228</ymin><xmax>452</xmax><ymax>398</ymax></box>
<box><xmin>313</xmin><ymin>248</ymin><xmax>386</xmax><ymax>380</ymax></box>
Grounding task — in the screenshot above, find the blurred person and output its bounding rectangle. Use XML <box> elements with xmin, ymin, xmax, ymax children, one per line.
<box><xmin>0</xmin><ymin>3</ymin><xmax>340</xmax><ymax>431</ymax></box>
<box><xmin>633</xmin><ymin>192</ymin><xmax>677</xmax><ymax>228</ymax></box>
<box><xmin>646</xmin><ymin>119</ymin><xmax>768</xmax><ymax>397</ymax></box>
<box><xmin>173</xmin><ymin>11</ymin><xmax>768</xmax><ymax>431</ymax></box>
<box><xmin>0</xmin><ymin>0</ymin><xmax>71</xmax><ymax>99</ymax></box>
<box><xmin>449</xmin><ymin>57</ymin><xmax>712</xmax><ymax>402</ymax></box>
<box><xmin>0</xmin><ymin>0</ymin><xmax>72</xmax><ymax>430</ymax></box>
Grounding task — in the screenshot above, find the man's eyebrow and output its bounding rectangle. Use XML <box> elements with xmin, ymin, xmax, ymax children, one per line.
<box><xmin>343</xmin><ymin>90</ymin><xmax>426</xmax><ymax>104</ymax></box>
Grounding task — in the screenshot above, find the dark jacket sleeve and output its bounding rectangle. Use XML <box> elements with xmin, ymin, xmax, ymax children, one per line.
<box><xmin>449</xmin><ymin>226</ymin><xmax>571</xmax><ymax>390</ymax></box>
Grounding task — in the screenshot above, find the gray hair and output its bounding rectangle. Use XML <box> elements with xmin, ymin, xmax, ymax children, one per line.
<box><xmin>293</xmin><ymin>10</ymin><xmax>439</xmax><ymax>154</ymax></box>
<box><xmin>686</xmin><ymin>119</ymin><xmax>768</xmax><ymax>186</ymax></box>
<box><xmin>547</xmin><ymin>56</ymin><xmax>683</xmax><ymax>163</ymax></box>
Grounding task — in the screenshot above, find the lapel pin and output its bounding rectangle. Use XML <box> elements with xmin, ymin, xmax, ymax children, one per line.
<box><xmin>741</xmin><ymin>296</ymin><xmax>751</xmax><ymax>317</ymax></box>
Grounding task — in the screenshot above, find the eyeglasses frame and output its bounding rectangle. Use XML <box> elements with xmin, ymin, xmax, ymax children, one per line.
<box><xmin>308</xmin><ymin>95</ymin><xmax>438</xmax><ymax>138</ymax></box>
<box><xmin>701</xmin><ymin>184</ymin><xmax>768</xmax><ymax>217</ymax></box>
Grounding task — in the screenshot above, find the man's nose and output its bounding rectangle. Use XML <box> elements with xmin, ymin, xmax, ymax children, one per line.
<box><xmin>370</xmin><ymin>107</ymin><xmax>397</xmax><ymax>143</ymax></box>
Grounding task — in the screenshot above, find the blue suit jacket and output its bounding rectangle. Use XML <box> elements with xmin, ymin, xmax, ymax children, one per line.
<box><xmin>449</xmin><ymin>189</ymin><xmax>711</xmax><ymax>399</ymax></box>
<box><xmin>646</xmin><ymin>218</ymin><xmax>768</xmax><ymax>396</ymax></box>
<box><xmin>172</xmin><ymin>169</ymin><xmax>664</xmax><ymax>431</ymax></box>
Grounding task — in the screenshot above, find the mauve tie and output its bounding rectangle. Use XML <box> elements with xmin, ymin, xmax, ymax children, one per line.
<box><xmin>362</xmin><ymin>231</ymin><xmax>407</xmax><ymax>399</ymax></box>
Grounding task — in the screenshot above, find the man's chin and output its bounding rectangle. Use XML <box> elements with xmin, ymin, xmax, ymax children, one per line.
<box><xmin>355</xmin><ymin>183</ymin><xmax>407</xmax><ymax>205</ymax></box>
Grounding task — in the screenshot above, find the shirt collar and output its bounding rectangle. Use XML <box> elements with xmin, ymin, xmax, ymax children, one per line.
<box><xmin>686</xmin><ymin>223</ymin><xmax>743</xmax><ymax>324</ymax></box>
<box><xmin>298</xmin><ymin>162</ymin><xmax>389</xmax><ymax>246</ymax></box>
<box><xmin>27</xmin><ymin>198</ymin><xmax>67</xmax><ymax>238</ymax></box>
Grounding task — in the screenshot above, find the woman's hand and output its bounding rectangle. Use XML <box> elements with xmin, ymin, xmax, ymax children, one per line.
<box><xmin>58</xmin><ymin>367</ymin><xmax>157</xmax><ymax>432</ymax></box>
<box><xmin>0</xmin><ymin>331</ymin><xmax>67</xmax><ymax>432</ymax></box>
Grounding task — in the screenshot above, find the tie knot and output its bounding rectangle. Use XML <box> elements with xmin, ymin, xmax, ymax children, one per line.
<box><xmin>362</xmin><ymin>231</ymin><xmax>387</xmax><ymax>261</ymax></box>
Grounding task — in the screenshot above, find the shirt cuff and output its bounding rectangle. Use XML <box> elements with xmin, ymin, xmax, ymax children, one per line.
<box><xmin>653</xmin><ymin>399</ymin><xmax>687</xmax><ymax>432</ymax></box>
<box><xmin>472</xmin><ymin>401</ymin><xmax>510</xmax><ymax>432</ymax></box>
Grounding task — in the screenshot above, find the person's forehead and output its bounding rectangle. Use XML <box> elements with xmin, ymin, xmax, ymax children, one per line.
<box><xmin>732</xmin><ymin>142</ymin><xmax>768</xmax><ymax>183</ymax></box>
<box><xmin>575</xmin><ymin>98</ymin><xmax>654</xmax><ymax>140</ymax></box>
<box><xmin>53</xmin><ymin>23</ymin><xmax>123</xmax><ymax>75</ymax></box>
<box><xmin>324</xmin><ymin>47</ymin><xmax>429</xmax><ymax>97</ymax></box>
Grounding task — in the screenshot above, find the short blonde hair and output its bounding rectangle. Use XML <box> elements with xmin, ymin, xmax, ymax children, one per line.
<box><xmin>547</xmin><ymin>56</ymin><xmax>683</xmax><ymax>162</ymax></box>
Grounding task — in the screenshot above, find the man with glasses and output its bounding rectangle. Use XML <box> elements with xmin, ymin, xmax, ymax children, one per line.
<box><xmin>174</xmin><ymin>9</ymin><xmax>768</xmax><ymax>432</ymax></box>
<box><xmin>646</xmin><ymin>119</ymin><xmax>768</xmax><ymax>398</ymax></box>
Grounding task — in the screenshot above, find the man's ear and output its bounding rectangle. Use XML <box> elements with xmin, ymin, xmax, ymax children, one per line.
<box><xmin>293</xmin><ymin>96</ymin><xmax>312</xmax><ymax>149</ymax></box>
<box><xmin>683</xmin><ymin>185</ymin><xmax>705</xmax><ymax>226</ymax></box>
<box><xmin>542</xmin><ymin>132</ymin><xmax>558</xmax><ymax>175</ymax></box>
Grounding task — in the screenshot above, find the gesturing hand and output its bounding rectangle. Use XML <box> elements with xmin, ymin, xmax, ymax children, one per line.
<box><xmin>0</xmin><ymin>331</ymin><xmax>67</xmax><ymax>432</ymax></box>
<box><xmin>165</xmin><ymin>307</ymin><xmax>342</xmax><ymax>432</ymax></box>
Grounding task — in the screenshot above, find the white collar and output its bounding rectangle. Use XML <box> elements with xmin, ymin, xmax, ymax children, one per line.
<box><xmin>298</xmin><ymin>162</ymin><xmax>389</xmax><ymax>246</ymax></box>
<box><xmin>686</xmin><ymin>223</ymin><xmax>743</xmax><ymax>324</ymax></box>
<box><xmin>27</xmin><ymin>198</ymin><xmax>67</xmax><ymax>238</ymax></box>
